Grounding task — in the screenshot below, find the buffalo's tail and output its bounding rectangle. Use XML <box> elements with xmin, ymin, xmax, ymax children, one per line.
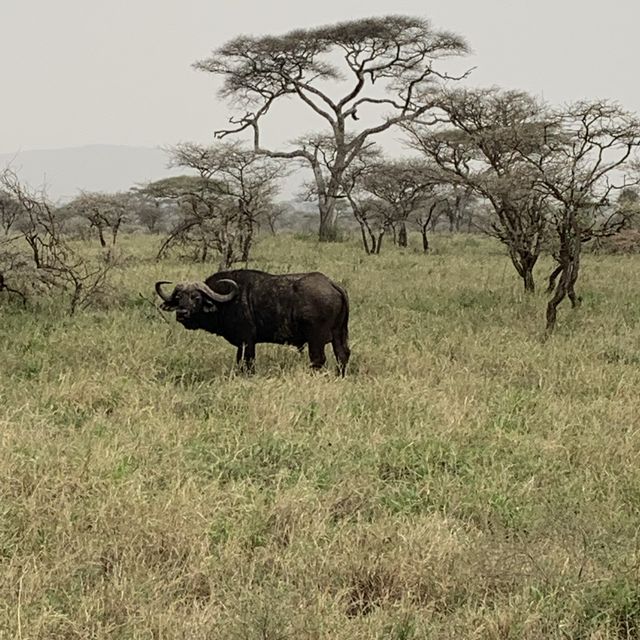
<box><xmin>331</xmin><ymin>282</ymin><xmax>350</xmax><ymax>376</ymax></box>
<box><xmin>332</xmin><ymin>283</ymin><xmax>349</xmax><ymax>341</ymax></box>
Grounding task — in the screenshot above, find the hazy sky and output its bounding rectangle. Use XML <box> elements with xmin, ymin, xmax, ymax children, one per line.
<box><xmin>2</xmin><ymin>0</ymin><xmax>638</xmax><ymax>154</ymax></box>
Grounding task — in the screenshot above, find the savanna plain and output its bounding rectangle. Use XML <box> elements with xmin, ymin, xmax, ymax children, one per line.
<box><xmin>2</xmin><ymin>234</ymin><xmax>640</xmax><ymax>639</ymax></box>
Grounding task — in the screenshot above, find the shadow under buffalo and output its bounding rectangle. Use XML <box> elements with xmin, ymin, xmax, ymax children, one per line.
<box><xmin>154</xmin><ymin>346</ymin><xmax>352</xmax><ymax>386</ymax></box>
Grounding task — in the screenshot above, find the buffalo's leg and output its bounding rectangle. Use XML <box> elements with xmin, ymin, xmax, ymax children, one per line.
<box><xmin>235</xmin><ymin>345</ymin><xmax>244</xmax><ymax>366</ymax></box>
<box><xmin>244</xmin><ymin>342</ymin><xmax>256</xmax><ymax>374</ymax></box>
<box><xmin>331</xmin><ymin>336</ymin><xmax>350</xmax><ymax>377</ymax></box>
<box><xmin>308</xmin><ymin>339</ymin><xmax>327</xmax><ymax>370</ymax></box>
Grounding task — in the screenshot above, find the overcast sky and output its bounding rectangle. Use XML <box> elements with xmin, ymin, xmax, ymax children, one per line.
<box><xmin>2</xmin><ymin>0</ymin><xmax>638</xmax><ymax>154</ymax></box>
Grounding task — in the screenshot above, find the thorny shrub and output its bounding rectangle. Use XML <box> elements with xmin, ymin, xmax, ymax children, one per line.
<box><xmin>0</xmin><ymin>169</ymin><xmax>120</xmax><ymax>314</ymax></box>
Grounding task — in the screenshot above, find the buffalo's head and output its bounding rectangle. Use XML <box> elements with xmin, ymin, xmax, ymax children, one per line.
<box><xmin>155</xmin><ymin>279</ymin><xmax>238</xmax><ymax>329</ymax></box>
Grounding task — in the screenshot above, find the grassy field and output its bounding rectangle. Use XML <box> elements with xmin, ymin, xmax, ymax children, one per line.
<box><xmin>2</xmin><ymin>233</ymin><xmax>640</xmax><ymax>639</ymax></box>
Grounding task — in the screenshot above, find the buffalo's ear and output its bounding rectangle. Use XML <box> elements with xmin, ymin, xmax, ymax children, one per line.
<box><xmin>160</xmin><ymin>300</ymin><xmax>178</xmax><ymax>311</ymax></box>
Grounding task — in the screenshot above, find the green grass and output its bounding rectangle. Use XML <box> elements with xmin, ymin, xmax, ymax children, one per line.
<box><xmin>2</xmin><ymin>233</ymin><xmax>640</xmax><ymax>638</ymax></box>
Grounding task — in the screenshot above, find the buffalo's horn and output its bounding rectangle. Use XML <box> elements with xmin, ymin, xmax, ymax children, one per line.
<box><xmin>195</xmin><ymin>279</ymin><xmax>238</xmax><ymax>303</ymax></box>
<box><xmin>155</xmin><ymin>281</ymin><xmax>173</xmax><ymax>302</ymax></box>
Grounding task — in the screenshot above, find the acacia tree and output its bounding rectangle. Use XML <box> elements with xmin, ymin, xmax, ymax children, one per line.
<box><xmin>520</xmin><ymin>101</ymin><xmax>640</xmax><ymax>332</ymax></box>
<box><xmin>404</xmin><ymin>88</ymin><xmax>550</xmax><ymax>292</ymax></box>
<box><xmin>352</xmin><ymin>198</ymin><xmax>390</xmax><ymax>254</ymax></box>
<box><xmin>143</xmin><ymin>175</ymin><xmax>236</xmax><ymax>265</ymax></box>
<box><xmin>411</xmin><ymin>187</ymin><xmax>454</xmax><ymax>252</ymax></box>
<box><xmin>343</xmin><ymin>171</ymin><xmax>389</xmax><ymax>255</ymax></box>
<box><xmin>0</xmin><ymin>169</ymin><xmax>118</xmax><ymax>314</ymax></box>
<box><xmin>65</xmin><ymin>191</ymin><xmax>132</xmax><ymax>247</ymax></box>
<box><xmin>616</xmin><ymin>187</ymin><xmax>640</xmax><ymax>218</ymax></box>
<box><xmin>145</xmin><ymin>143</ymin><xmax>283</xmax><ymax>268</ymax></box>
<box><xmin>196</xmin><ymin>16</ymin><xmax>469</xmax><ymax>241</ymax></box>
<box><xmin>169</xmin><ymin>142</ymin><xmax>284</xmax><ymax>261</ymax></box>
<box><xmin>444</xmin><ymin>185</ymin><xmax>476</xmax><ymax>232</ymax></box>
<box><xmin>296</xmin><ymin>134</ymin><xmax>386</xmax><ymax>253</ymax></box>
<box><xmin>128</xmin><ymin>191</ymin><xmax>173</xmax><ymax>234</ymax></box>
<box><xmin>342</xmin><ymin>160</ymin><xmax>388</xmax><ymax>255</ymax></box>
<box><xmin>361</xmin><ymin>158</ymin><xmax>438</xmax><ymax>247</ymax></box>
<box><xmin>262</xmin><ymin>201</ymin><xmax>290</xmax><ymax>235</ymax></box>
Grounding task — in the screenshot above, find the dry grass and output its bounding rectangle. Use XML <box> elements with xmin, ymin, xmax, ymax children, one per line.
<box><xmin>2</xmin><ymin>233</ymin><xmax>640</xmax><ymax>639</ymax></box>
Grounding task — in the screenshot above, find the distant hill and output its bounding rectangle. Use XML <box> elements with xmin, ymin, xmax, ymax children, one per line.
<box><xmin>0</xmin><ymin>145</ymin><xmax>182</xmax><ymax>202</ymax></box>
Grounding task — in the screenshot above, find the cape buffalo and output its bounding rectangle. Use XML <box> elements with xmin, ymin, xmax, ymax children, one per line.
<box><xmin>155</xmin><ymin>269</ymin><xmax>350</xmax><ymax>375</ymax></box>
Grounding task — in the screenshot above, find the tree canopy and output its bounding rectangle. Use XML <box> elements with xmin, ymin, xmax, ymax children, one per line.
<box><xmin>195</xmin><ymin>15</ymin><xmax>469</xmax><ymax>240</ymax></box>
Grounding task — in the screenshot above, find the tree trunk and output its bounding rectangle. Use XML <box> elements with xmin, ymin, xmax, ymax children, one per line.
<box><xmin>510</xmin><ymin>250</ymin><xmax>538</xmax><ymax>293</ymax></box>
<box><xmin>112</xmin><ymin>220</ymin><xmax>121</xmax><ymax>246</ymax></box>
<box><xmin>366</xmin><ymin>225</ymin><xmax>377</xmax><ymax>256</ymax></box>
<box><xmin>397</xmin><ymin>221</ymin><xmax>407</xmax><ymax>247</ymax></box>
<box><xmin>25</xmin><ymin>234</ymin><xmax>42</xmax><ymax>268</ymax></box>
<box><xmin>358</xmin><ymin>223</ymin><xmax>371</xmax><ymax>254</ymax></box>
<box><xmin>97</xmin><ymin>226</ymin><xmax>107</xmax><ymax>248</ymax></box>
<box><xmin>454</xmin><ymin>195</ymin><xmax>464</xmax><ymax>232</ymax></box>
<box><xmin>523</xmin><ymin>266</ymin><xmax>535</xmax><ymax>293</ymax></box>
<box><xmin>318</xmin><ymin>200</ymin><xmax>339</xmax><ymax>242</ymax></box>
<box><xmin>546</xmin><ymin>260</ymin><xmax>579</xmax><ymax>333</ymax></box>
<box><xmin>219</xmin><ymin>240</ymin><xmax>236</xmax><ymax>270</ymax></box>
<box><xmin>421</xmin><ymin>227</ymin><xmax>429</xmax><ymax>253</ymax></box>
<box><xmin>546</xmin><ymin>264</ymin><xmax>563</xmax><ymax>293</ymax></box>
<box><xmin>241</xmin><ymin>226</ymin><xmax>253</xmax><ymax>262</ymax></box>
<box><xmin>546</xmin><ymin>219</ymin><xmax>582</xmax><ymax>334</ymax></box>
